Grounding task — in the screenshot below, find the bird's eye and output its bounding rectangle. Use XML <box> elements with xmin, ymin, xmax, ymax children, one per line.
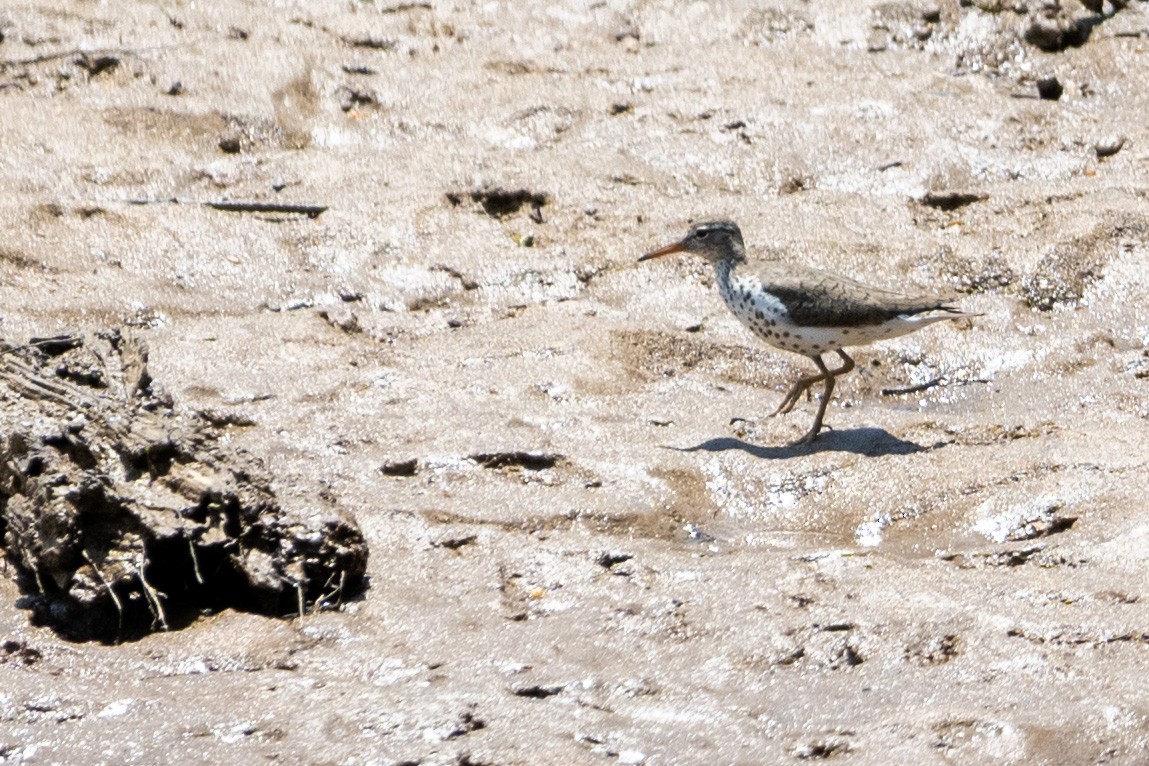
<box><xmin>695</xmin><ymin>229</ymin><xmax>710</xmax><ymax>240</ymax></box>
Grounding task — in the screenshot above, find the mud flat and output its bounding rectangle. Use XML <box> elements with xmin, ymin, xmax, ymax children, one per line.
<box><xmin>1</xmin><ymin>1</ymin><xmax>1148</xmax><ymax>763</ymax></box>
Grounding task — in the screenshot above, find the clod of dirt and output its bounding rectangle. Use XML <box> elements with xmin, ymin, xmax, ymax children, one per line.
<box><xmin>1</xmin><ymin>639</ymin><xmax>42</xmax><ymax>665</ymax></box>
<box><xmin>74</xmin><ymin>54</ymin><xmax>120</xmax><ymax>77</ymax></box>
<box><xmin>595</xmin><ymin>551</ymin><xmax>634</xmax><ymax>569</ymax></box>
<box><xmin>470</xmin><ymin>452</ymin><xmax>562</xmax><ymax>471</ymax></box>
<box><xmin>793</xmin><ymin>736</ymin><xmax>852</xmax><ymax>760</ymax></box>
<box><xmin>431</xmin><ymin>533</ymin><xmax>477</xmax><ymax>550</ymax></box>
<box><xmin>381</xmin><ymin>458</ymin><xmax>419</xmax><ymax>476</ymax></box>
<box><xmin>919</xmin><ymin>190</ymin><xmax>988</xmax><ymax>210</ymax></box>
<box><xmin>337</xmin><ymin>86</ymin><xmax>379</xmax><ymax>112</ymax></box>
<box><xmin>905</xmin><ymin>633</ymin><xmax>960</xmax><ymax>665</ymax></box>
<box><xmin>1019</xmin><ymin>242</ymin><xmax>1104</xmax><ymax>310</ymax></box>
<box><xmin>196</xmin><ymin>408</ymin><xmax>257</xmax><ymax>427</ymax></box>
<box><xmin>1005</xmin><ymin>511</ymin><xmax>1078</xmax><ymax>541</ymax></box>
<box><xmin>929</xmin><ymin>247</ymin><xmax>1016</xmax><ymax>294</ymax></box>
<box><xmin>0</xmin><ymin>330</ymin><xmax>368</xmax><ymax>642</ymax></box>
<box><xmin>446</xmin><ymin>187</ymin><xmax>549</xmax><ymax>221</ymax></box>
<box><xmin>344</xmin><ymin>36</ymin><xmax>397</xmax><ymax>51</ymax></box>
<box><xmin>318</xmin><ymin>305</ymin><xmax>361</xmax><ymax>334</ymax></box>
<box><xmin>510</xmin><ymin>683</ymin><xmax>564</xmax><ymax>698</ymax></box>
<box><xmin>1023</xmin><ymin>10</ymin><xmax>1093</xmax><ymax>52</ymax></box>
<box><xmin>1036</xmin><ymin>75</ymin><xmax>1064</xmax><ymax>101</ymax></box>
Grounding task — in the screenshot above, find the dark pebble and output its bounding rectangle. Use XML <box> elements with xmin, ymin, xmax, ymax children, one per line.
<box><xmin>381</xmin><ymin>458</ymin><xmax>418</xmax><ymax>477</ymax></box>
<box><xmin>1036</xmin><ymin>76</ymin><xmax>1063</xmax><ymax>101</ymax></box>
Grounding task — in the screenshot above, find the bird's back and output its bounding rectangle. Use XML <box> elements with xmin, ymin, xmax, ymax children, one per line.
<box><xmin>751</xmin><ymin>261</ymin><xmax>963</xmax><ymax>327</ymax></box>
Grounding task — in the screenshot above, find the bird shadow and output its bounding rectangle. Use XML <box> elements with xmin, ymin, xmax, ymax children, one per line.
<box><xmin>667</xmin><ymin>427</ymin><xmax>940</xmax><ymax>460</ymax></box>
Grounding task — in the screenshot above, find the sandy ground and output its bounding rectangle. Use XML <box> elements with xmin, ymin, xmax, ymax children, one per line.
<box><xmin>2</xmin><ymin>0</ymin><xmax>1149</xmax><ymax>763</ymax></box>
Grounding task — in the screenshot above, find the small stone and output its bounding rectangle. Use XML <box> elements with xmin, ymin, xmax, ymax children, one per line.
<box><xmin>1024</xmin><ymin>12</ymin><xmax>1090</xmax><ymax>51</ymax></box>
<box><xmin>381</xmin><ymin>458</ymin><xmax>418</xmax><ymax>477</ymax></box>
<box><xmin>1095</xmin><ymin>135</ymin><xmax>1126</xmax><ymax>158</ymax></box>
<box><xmin>338</xmin><ymin>287</ymin><xmax>363</xmax><ymax>302</ymax></box>
<box><xmin>1036</xmin><ymin>76</ymin><xmax>1063</xmax><ymax>101</ymax></box>
<box><xmin>218</xmin><ymin>136</ymin><xmax>241</xmax><ymax>153</ymax></box>
<box><xmin>318</xmin><ymin>306</ymin><xmax>361</xmax><ymax>334</ymax></box>
<box><xmin>1024</xmin><ymin>16</ymin><xmax>1064</xmax><ymax>50</ymax></box>
<box><xmin>866</xmin><ymin>31</ymin><xmax>889</xmax><ymax>51</ymax></box>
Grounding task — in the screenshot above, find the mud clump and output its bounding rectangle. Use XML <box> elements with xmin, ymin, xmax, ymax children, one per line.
<box><xmin>446</xmin><ymin>186</ymin><xmax>548</xmax><ymax>221</ymax></box>
<box><xmin>0</xmin><ymin>330</ymin><xmax>368</xmax><ymax>642</ymax></box>
<box><xmin>1019</xmin><ymin>243</ymin><xmax>1104</xmax><ymax>311</ymax></box>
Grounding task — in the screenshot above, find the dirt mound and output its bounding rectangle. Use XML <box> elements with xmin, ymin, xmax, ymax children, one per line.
<box><xmin>0</xmin><ymin>330</ymin><xmax>368</xmax><ymax>642</ymax></box>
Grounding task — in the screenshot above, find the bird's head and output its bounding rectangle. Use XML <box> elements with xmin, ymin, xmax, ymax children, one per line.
<box><xmin>640</xmin><ymin>219</ymin><xmax>745</xmax><ymax>264</ymax></box>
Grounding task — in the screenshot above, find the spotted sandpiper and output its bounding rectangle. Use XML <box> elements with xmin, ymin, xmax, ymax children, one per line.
<box><xmin>640</xmin><ymin>219</ymin><xmax>975</xmax><ymax>444</ymax></box>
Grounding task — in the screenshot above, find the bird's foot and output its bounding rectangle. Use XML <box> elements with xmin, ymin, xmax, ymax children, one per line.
<box><xmin>773</xmin><ymin>375</ymin><xmax>826</xmax><ymax>417</ymax></box>
<box><xmin>772</xmin><ymin>386</ymin><xmax>807</xmax><ymax>417</ymax></box>
<box><xmin>788</xmin><ymin>430</ymin><xmax>820</xmax><ymax>447</ymax></box>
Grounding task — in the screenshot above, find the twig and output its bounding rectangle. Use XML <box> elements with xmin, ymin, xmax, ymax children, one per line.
<box><xmin>311</xmin><ymin>570</ymin><xmax>346</xmax><ymax>613</ymax></box>
<box><xmin>135</xmin><ymin>555</ymin><xmax>169</xmax><ymax>631</ymax></box>
<box><xmin>188</xmin><ymin>538</ymin><xmax>204</xmax><ymax>585</ymax></box>
<box><xmin>203</xmin><ymin>201</ymin><xmax>327</xmax><ymax>218</ymax></box>
<box><xmin>380</xmin><ymin>2</ymin><xmax>432</xmax><ymax>12</ymax></box>
<box><xmin>82</xmin><ymin>549</ymin><xmax>124</xmax><ymax>638</ymax></box>
<box><xmin>880</xmin><ymin>377</ymin><xmax>942</xmax><ymax>396</ymax></box>
<box><xmin>0</xmin><ymin>46</ymin><xmax>159</xmax><ymax>70</ymax></box>
<box><xmin>1</xmin><ymin>357</ymin><xmax>100</xmax><ymax>410</ymax></box>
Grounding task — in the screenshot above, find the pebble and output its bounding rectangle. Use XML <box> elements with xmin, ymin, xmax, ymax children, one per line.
<box><xmin>1095</xmin><ymin>135</ymin><xmax>1126</xmax><ymax>158</ymax></box>
<box><xmin>1036</xmin><ymin>76</ymin><xmax>1063</xmax><ymax>101</ymax></box>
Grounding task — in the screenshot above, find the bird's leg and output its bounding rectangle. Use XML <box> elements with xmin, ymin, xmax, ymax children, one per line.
<box><xmin>793</xmin><ymin>355</ymin><xmax>837</xmax><ymax>445</ymax></box>
<box><xmin>828</xmin><ymin>349</ymin><xmax>855</xmax><ymax>378</ymax></box>
<box><xmin>771</xmin><ymin>354</ymin><xmax>829</xmax><ymax>417</ymax></box>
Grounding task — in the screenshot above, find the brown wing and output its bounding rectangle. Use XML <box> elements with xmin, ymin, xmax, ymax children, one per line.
<box><xmin>754</xmin><ymin>262</ymin><xmax>960</xmax><ymax>327</ymax></box>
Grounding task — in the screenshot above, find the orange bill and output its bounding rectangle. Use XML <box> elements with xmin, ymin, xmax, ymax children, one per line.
<box><xmin>639</xmin><ymin>239</ymin><xmax>687</xmax><ymax>262</ymax></box>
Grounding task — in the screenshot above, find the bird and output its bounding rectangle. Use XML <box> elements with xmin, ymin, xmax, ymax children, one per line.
<box><xmin>639</xmin><ymin>219</ymin><xmax>975</xmax><ymax>444</ymax></box>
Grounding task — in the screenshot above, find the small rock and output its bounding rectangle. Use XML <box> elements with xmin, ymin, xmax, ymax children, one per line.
<box><xmin>218</xmin><ymin>136</ymin><xmax>241</xmax><ymax>154</ymax></box>
<box><xmin>866</xmin><ymin>30</ymin><xmax>889</xmax><ymax>52</ymax></box>
<box><xmin>595</xmin><ymin>551</ymin><xmax>634</xmax><ymax>569</ymax></box>
<box><xmin>337</xmin><ymin>86</ymin><xmax>379</xmax><ymax>112</ymax></box>
<box><xmin>1036</xmin><ymin>76</ymin><xmax>1063</xmax><ymax>101</ymax></box>
<box><xmin>1095</xmin><ymin>135</ymin><xmax>1126</xmax><ymax>158</ymax></box>
<box><xmin>318</xmin><ymin>306</ymin><xmax>361</xmax><ymax>334</ymax></box>
<box><xmin>381</xmin><ymin>458</ymin><xmax>418</xmax><ymax>477</ymax></box>
<box><xmin>1024</xmin><ymin>12</ymin><xmax>1091</xmax><ymax>51</ymax></box>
